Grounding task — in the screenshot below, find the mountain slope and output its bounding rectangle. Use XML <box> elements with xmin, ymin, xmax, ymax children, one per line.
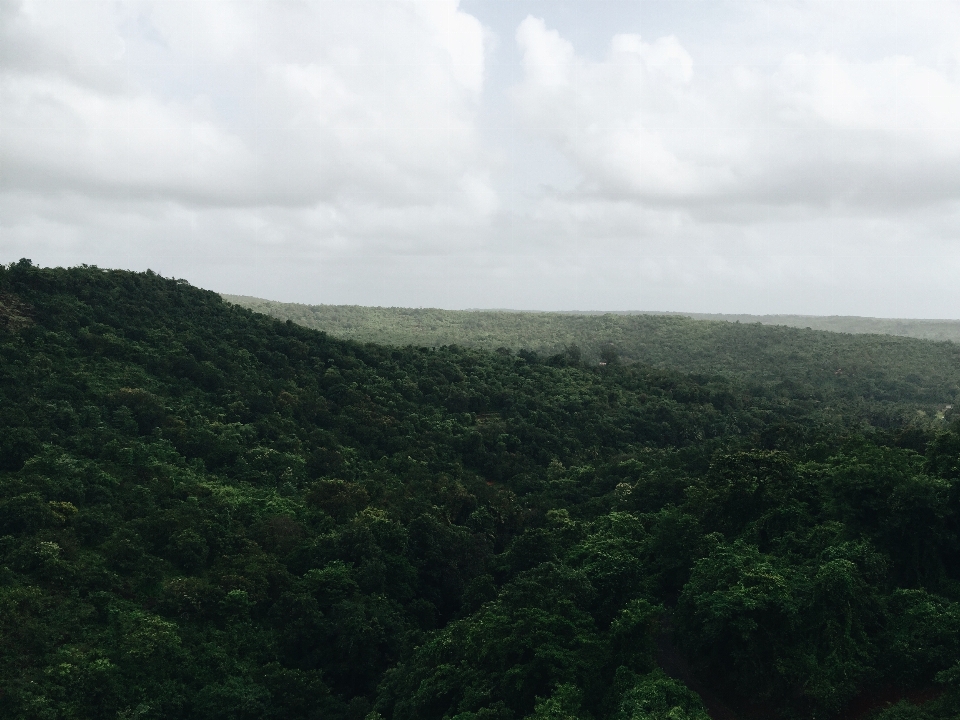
<box><xmin>682</xmin><ymin>312</ymin><xmax>960</xmax><ymax>343</ymax></box>
<box><xmin>221</xmin><ymin>295</ymin><xmax>960</xmax><ymax>345</ymax></box>
<box><xmin>223</xmin><ymin>295</ymin><xmax>960</xmax><ymax>420</ymax></box>
<box><xmin>1</xmin><ymin>261</ymin><xmax>959</xmax><ymax>720</ymax></box>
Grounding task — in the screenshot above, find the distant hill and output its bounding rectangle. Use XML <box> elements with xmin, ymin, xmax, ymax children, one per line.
<box><xmin>223</xmin><ymin>295</ymin><xmax>960</xmax><ymax>345</ymax></box>
<box><xmin>222</xmin><ymin>295</ymin><xmax>960</xmax><ymax>416</ymax></box>
<box><xmin>680</xmin><ymin>312</ymin><xmax>960</xmax><ymax>343</ymax></box>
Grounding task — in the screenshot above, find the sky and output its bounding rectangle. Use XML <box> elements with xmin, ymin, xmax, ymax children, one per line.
<box><xmin>2</xmin><ymin>0</ymin><xmax>960</xmax><ymax>317</ymax></box>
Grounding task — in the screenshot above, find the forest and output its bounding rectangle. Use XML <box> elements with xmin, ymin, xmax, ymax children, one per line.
<box><xmin>222</xmin><ymin>295</ymin><xmax>960</xmax><ymax>379</ymax></box>
<box><xmin>2</xmin><ymin>260</ymin><xmax>960</xmax><ymax>720</ymax></box>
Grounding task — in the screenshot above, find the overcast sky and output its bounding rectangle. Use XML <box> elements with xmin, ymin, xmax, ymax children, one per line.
<box><xmin>2</xmin><ymin>0</ymin><xmax>960</xmax><ymax>316</ymax></box>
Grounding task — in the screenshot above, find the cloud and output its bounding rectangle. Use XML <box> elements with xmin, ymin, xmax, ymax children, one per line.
<box><xmin>1</xmin><ymin>73</ymin><xmax>252</xmax><ymax>200</ymax></box>
<box><xmin>511</xmin><ymin>11</ymin><xmax>960</xmax><ymax>211</ymax></box>
<box><xmin>0</xmin><ymin>0</ymin><xmax>493</xmax><ymax>214</ymax></box>
<box><xmin>512</xmin><ymin>17</ymin><xmax>709</xmax><ymax>199</ymax></box>
<box><xmin>1</xmin><ymin>0</ymin><xmax>959</xmax><ymax>316</ymax></box>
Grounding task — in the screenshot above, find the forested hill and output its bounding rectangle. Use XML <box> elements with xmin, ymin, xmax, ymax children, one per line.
<box><xmin>225</xmin><ymin>295</ymin><xmax>960</xmax><ymax>344</ymax></box>
<box><xmin>3</xmin><ymin>260</ymin><xmax>960</xmax><ymax>720</ymax></box>
<box><xmin>682</xmin><ymin>312</ymin><xmax>960</xmax><ymax>343</ymax></box>
<box><xmin>223</xmin><ymin>295</ymin><xmax>960</xmax><ymax>419</ymax></box>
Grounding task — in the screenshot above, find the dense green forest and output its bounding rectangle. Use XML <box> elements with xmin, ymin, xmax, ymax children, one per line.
<box><xmin>222</xmin><ymin>295</ymin><xmax>960</xmax><ymax>346</ymax></box>
<box><xmin>221</xmin><ymin>297</ymin><xmax>960</xmax><ymax>410</ymax></box>
<box><xmin>3</xmin><ymin>261</ymin><xmax>960</xmax><ymax>720</ymax></box>
<box><xmin>682</xmin><ymin>313</ymin><xmax>960</xmax><ymax>344</ymax></box>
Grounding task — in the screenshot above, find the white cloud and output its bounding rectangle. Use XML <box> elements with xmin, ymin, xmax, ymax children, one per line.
<box><xmin>511</xmin><ymin>12</ymin><xmax>960</xmax><ymax>209</ymax></box>
<box><xmin>512</xmin><ymin>16</ymin><xmax>723</xmax><ymax>199</ymax></box>
<box><xmin>1</xmin><ymin>0</ymin><xmax>959</xmax><ymax>316</ymax></box>
<box><xmin>1</xmin><ymin>73</ymin><xmax>252</xmax><ymax>199</ymax></box>
<box><xmin>1</xmin><ymin>0</ymin><xmax>492</xmax><ymax>213</ymax></box>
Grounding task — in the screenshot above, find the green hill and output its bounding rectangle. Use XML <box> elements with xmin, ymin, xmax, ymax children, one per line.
<box><xmin>2</xmin><ymin>261</ymin><xmax>960</xmax><ymax>720</ymax></box>
<box><xmin>221</xmin><ymin>295</ymin><xmax>960</xmax><ymax>345</ymax></box>
<box><xmin>682</xmin><ymin>312</ymin><xmax>960</xmax><ymax>343</ymax></box>
<box><xmin>223</xmin><ymin>296</ymin><xmax>960</xmax><ymax>420</ymax></box>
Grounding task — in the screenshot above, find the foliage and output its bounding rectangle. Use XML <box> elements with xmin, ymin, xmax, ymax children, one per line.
<box><xmin>222</xmin><ymin>298</ymin><xmax>960</xmax><ymax>346</ymax></box>
<box><xmin>223</xmin><ymin>295</ymin><xmax>960</xmax><ymax>427</ymax></box>
<box><xmin>0</xmin><ymin>261</ymin><xmax>959</xmax><ymax>718</ymax></box>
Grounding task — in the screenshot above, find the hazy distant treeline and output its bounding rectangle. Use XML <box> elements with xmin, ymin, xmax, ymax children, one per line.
<box><xmin>224</xmin><ymin>295</ymin><xmax>960</xmax><ymax>345</ymax></box>
<box><xmin>223</xmin><ymin>295</ymin><xmax>960</xmax><ymax>420</ymax></box>
<box><xmin>682</xmin><ymin>312</ymin><xmax>960</xmax><ymax>343</ymax></box>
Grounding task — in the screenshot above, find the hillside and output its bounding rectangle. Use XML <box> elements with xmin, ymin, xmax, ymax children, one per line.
<box><xmin>223</xmin><ymin>296</ymin><xmax>960</xmax><ymax>421</ymax></box>
<box><xmin>2</xmin><ymin>261</ymin><xmax>960</xmax><ymax>720</ymax></box>
<box><xmin>221</xmin><ymin>296</ymin><xmax>960</xmax><ymax>345</ymax></box>
<box><xmin>683</xmin><ymin>312</ymin><xmax>960</xmax><ymax>343</ymax></box>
